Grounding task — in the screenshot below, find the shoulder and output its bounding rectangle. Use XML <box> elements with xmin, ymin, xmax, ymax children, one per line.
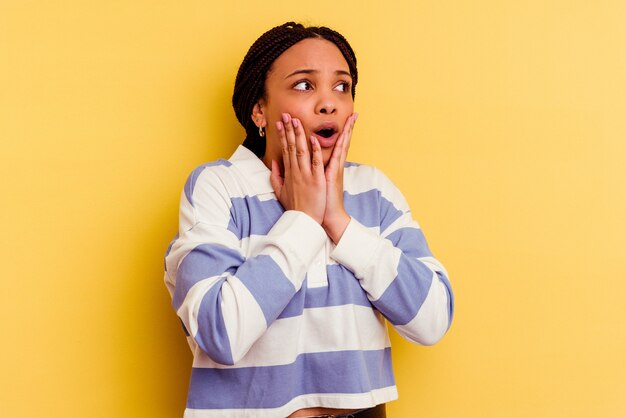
<box><xmin>180</xmin><ymin>145</ymin><xmax>268</xmax><ymax>211</ymax></box>
<box><xmin>344</xmin><ymin>161</ymin><xmax>398</xmax><ymax>193</ymax></box>
<box><xmin>183</xmin><ymin>159</ymin><xmax>234</xmax><ymax>208</ymax></box>
<box><xmin>343</xmin><ymin>161</ymin><xmax>378</xmax><ymax>184</ymax></box>
<box><xmin>344</xmin><ymin>161</ymin><xmax>409</xmax><ymax>211</ymax></box>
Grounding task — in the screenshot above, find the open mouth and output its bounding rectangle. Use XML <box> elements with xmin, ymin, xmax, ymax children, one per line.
<box><xmin>311</xmin><ymin>122</ymin><xmax>339</xmax><ymax>147</ymax></box>
<box><xmin>315</xmin><ymin>128</ymin><xmax>336</xmax><ymax>138</ymax></box>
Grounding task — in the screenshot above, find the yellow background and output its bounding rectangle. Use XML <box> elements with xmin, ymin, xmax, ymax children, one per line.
<box><xmin>2</xmin><ymin>1</ymin><xmax>625</xmax><ymax>417</ymax></box>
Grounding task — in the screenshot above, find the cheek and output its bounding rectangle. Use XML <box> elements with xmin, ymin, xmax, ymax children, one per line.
<box><xmin>269</xmin><ymin>105</ymin><xmax>314</xmax><ymax>137</ymax></box>
<box><xmin>340</xmin><ymin>98</ymin><xmax>355</xmax><ymax>116</ymax></box>
<box><xmin>267</xmin><ymin>97</ymin><xmax>309</xmax><ymax>122</ymax></box>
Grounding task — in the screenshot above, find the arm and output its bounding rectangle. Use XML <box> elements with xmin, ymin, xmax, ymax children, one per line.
<box><xmin>330</xmin><ymin>168</ymin><xmax>454</xmax><ymax>345</ymax></box>
<box><xmin>165</xmin><ymin>166</ymin><xmax>326</xmax><ymax>365</ymax></box>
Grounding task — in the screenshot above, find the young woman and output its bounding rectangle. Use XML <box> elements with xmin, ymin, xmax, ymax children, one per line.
<box><xmin>164</xmin><ymin>22</ymin><xmax>454</xmax><ymax>418</ymax></box>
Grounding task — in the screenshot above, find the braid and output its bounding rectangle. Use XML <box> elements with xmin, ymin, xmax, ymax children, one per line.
<box><xmin>232</xmin><ymin>22</ymin><xmax>359</xmax><ymax>158</ymax></box>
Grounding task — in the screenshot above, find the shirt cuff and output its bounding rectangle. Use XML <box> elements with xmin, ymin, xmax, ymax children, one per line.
<box><xmin>263</xmin><ymin>210</ymin><xmax>327</xmax><ymax>284</ymax></box>
<box><xmin>330</xmin><ymin>217</ymin><xmax>383</xmax><ymax>279</ymax></box>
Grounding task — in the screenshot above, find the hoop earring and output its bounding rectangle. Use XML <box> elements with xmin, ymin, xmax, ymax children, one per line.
<box><xmin>258</xmin><ymin>126</ymin><xmax>265</xmax><ymax>137</ymax></box>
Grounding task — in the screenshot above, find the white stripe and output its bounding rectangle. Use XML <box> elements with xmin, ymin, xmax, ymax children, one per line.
<box><xmin>194</xmin><ymin>164</ymin><xmax>240</xmax><ymax>194</ymax></box>
<box><xmin>192</xmin><ymin>304</ymin><xmax>390</xmax><ymax>369</ymax></box>
<box><xmin>245</xmin><ymin>234</ymin><xmax>336</xmax><ymax>265</ymax></box>
<box><xmin>166</xmin><ymin>221</ymin><xmax>240</xmax><ymax>294</ymax></box>
<box><xmin>184</xmin><ymin>386</ymin><xmax>398</xmax><ymax>418</ymax></box>
<box><xmin>358</xmin><ymin>239</ymin><xmax>402</xmax><ymax>301</ymax></box>
<box><xmin>256</xmin><ymin>192</ymin><xmax>276</xmax><ymax>202</ymax></box>
<box><xmin>257</xmin><ymin>211</ymin><xmax>326</xmax><ymax>289</ymax></box>
<box><xmin>247</xmin><ymin>235</ymin><xmax>335</xmax><ymax>287</ymax></box>
<box><xmin>177</xmin><ymin>273</ymin><xmax>268</xmax><ymax>364</ymax></box>
<box><xmin>344</xmin><ymin>165</ymin><xmax>409</xmax><ymax>213</ymax></box>
<box><xmin>185</xmin><ymin>335</ymin><xmax>198</xmax><ymax>353</ymax></box>
<box><xmin>191</xmin><ymin>165</ymin><xmax>237</xmax><ymax>219</ymax></box>
<box><xmin>219</xmin><ymin>275</ymin><xmax>268</xmax><ymax>362</ymax></box>
<box><xmin>343</xmin><ymin>164</ymin><xmax>378</xmax><ymax>195</ymax></box>
<box><xmin>419</xmin><ymin>255</ymin><xmax>450</xmax><ymax>278</ymax></box>
<box><xmin>394</xmin><ymin>271</ymin><xmax>450</xmax><ymax>345</ymax></box>
<box><xmin>194</xmin><ymin>162</ymin><xmax>271</xmax><ymax>201</ymax></box>
<box><xmin>178</xmin><ymin>189</ymin><xmax>197</xmax><ymax>230</ymax></box>
<box><xmin>380</xmin><ymin>212</ymin><xmax>421</xmax><ymax>238</ymax></box>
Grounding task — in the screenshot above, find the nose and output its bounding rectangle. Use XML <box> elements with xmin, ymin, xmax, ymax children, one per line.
<box><xmin>315</xmin><ymin>93</ymin><xmax>337</xmax><ymax>115</ymax></box>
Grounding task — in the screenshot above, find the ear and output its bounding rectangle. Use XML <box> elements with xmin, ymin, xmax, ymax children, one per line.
<box><xmin>251</xmin><ymin>100</ymin><xmax>267</xmax><ymax>128</ymax></box>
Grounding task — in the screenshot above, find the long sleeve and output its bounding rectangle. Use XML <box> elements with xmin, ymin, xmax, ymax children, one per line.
<box><xmin>164</xmin><ymin>163</ymin><xmax>326</xmax><ymax>365</ymax></box>
<box><xmin>331</xmin><ymin>166</ymin><xmax>454</xmax><ymax>346</ymax></box>
<box><xmin>165</xmin><ymin>149</ymin><xmax>447</xmax><ymax>416</ymax></box>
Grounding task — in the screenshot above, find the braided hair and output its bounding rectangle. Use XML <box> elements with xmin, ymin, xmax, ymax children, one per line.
<box><xmin>232</xmin><ymin>22</ymin><xmax>358</xmax><ymax>158</ymax></box>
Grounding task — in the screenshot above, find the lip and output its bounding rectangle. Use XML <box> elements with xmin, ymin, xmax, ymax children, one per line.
<box><xmin>311</xmin><ymin>121</ymin><xmax>339</xmax><ymax>148</ymax></box>
<box><xmin>312</xmin><ymin>131</ymin><xmax>339</xmax><ymax>148</ymax></box>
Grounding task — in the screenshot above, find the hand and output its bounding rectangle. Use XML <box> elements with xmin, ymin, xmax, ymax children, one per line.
<box><xmin>270</xmin><ymin>113</ymin><xmax>326</xmax><ymax>224</ymax></box>
<box><xmin>322</xmin><ymin>113</ymin><xmax>358</xmax><ymax>243</ymax></box>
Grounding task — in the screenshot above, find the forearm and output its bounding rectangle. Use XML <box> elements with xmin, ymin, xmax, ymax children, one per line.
<box><xmin>171</xmin><ymin>211</ymin><xmax>327</xmax><ymax>364</ymax></box>
<box><xmin>331</xmin><ymin>217</ymin><xmax>453</xmax><ymax>345</ymax></box>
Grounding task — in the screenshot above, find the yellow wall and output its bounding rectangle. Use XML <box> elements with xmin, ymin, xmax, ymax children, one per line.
<box><xmin>2</xmin><ymin>1</ymin><xmax>625</xmax><ymax>417</ymax></box>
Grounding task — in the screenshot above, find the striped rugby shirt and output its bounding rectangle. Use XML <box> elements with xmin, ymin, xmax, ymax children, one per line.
<box><xmin>164</xmin><ymin>145</ymin><xmax>454</xmax><ymax>417</ymax></box>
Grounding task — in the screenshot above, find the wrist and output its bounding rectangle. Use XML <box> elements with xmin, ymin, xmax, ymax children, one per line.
<box><xmin>322</xmin><ymin>211</ymin><xmax>350</xmax><ymax>244</ymax></box>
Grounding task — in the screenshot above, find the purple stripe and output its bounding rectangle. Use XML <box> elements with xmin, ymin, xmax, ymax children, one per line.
<box><xmin>384</xmin><ymin>228</ymin><xmax>453</xmax><ymax>327</ymax></box>
<box><xmin>187</xmin><ymin>348</ymin><xmax>394</xmax><ymax>409</ymax></box>
<box><xmin>343</xmin><ymin>190</ymin><xmax>403</xmax><ymax>232</ymax></box>
<box><xmin>184</xmin><ymin>160</ymin><xmax>232</xmax><ymax>207</ymax></box>
<box><xmin>344</xmin><ymin>161</ymin><xmax>361</xmax><ymax>167</ymax></box>
<box><xmin>385</xmin><ymin>227</ymin><xmax>432</xmax><ymax>258</ymax></box>
<box><xmin>276</xmin><ymin>282</ymin><xmax>306</xmax><ymax>318</ymax></box>
<box><xmin>277</xmin><ymin>265</ymin><xmax>372</xmax><ymax>319</ymax></box>
<box><xmin>173</xmin><ymin>243</ymin><xmax>244</xmax><ymax>310</ymax></box>
<box><xmin>378</xmin><ymin>194</ymin><xmax>404</xmax><ymax>233</ymax></box>
<box><xmin>195</xmin><ymin>278</ymin><xmax>234</xmax><ymax>365</ymax></box>
<box><xmin>344</xmin><ymin>190</ymin><xmax>379</xmax><ymax>228</ymax></box>
<box><xmin>235</xmin><ymin>254</ymin><xmax>297</xmax><ymax>325</ymax></box>
<box><xmin>373</xmin><ymin>255</ymin><xmax>434</xmax><ymax>326</ymax></box>
<box><xmin>227</xmin><ymin>196</ymin><xmax>284</xmax><ymax>240</ymax></box>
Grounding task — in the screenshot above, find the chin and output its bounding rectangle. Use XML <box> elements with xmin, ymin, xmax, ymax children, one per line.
<box><xmin>321</xmin><ymin>151</ymin><xmax>333</xmax><ymax>167</ymax></box>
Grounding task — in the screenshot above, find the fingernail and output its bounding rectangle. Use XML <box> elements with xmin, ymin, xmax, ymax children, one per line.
<box><xmin>292</xmin><ymin>118</ymin><xmax>299</xmax><ymax>128</ymax></box>
<box><xmin>354</xmin><ymin>113</ymin><xmax>359</xmax><ymax>121</ymax></box>
<box><xmin>276</xmin><ymin>121</ymin><xmax>283</xmax><ymax>131</ymax></box>
<box><xmin>282</xmin><ymin>113</ymin><xmax>289</xmax><ymax>123</ymax></box>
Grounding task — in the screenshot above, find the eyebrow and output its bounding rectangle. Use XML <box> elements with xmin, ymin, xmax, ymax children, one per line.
<box><xmin>285</xmin><ymin>69</ymin><xmax>352</xmax><ymax>79</ymax></box>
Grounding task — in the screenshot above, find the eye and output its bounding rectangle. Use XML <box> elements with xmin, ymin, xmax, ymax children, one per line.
<box><xmin>293</xmin><ymin>80</ymin><xmax>313</xmax><ymax>91</ymax></box>
<box><xmin>334</xmin><ymin>81</ymin><xmax>351</xmax><ymax>92</ymax></box>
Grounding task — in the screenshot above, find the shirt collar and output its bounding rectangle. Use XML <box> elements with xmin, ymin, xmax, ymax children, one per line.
<box><xmin>229</xmin><ymin>145</ymin><xmax>274</xmax><ymax>194</ymax></box>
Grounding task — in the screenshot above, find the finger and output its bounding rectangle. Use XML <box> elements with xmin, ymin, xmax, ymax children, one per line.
<box><xmin>292</xmin><ymin>118</ymin><xmax>311</xmax><ymax>172</ymax></box>
<box><xmin>282</xmin><ymin>113</ymin><xmax>299</xmax><ymax>171</ymax></box>
<box><xmin>334</xmin><ymin>113</ymin><xmax>355</xmax><ymax>168</ymax></box>
<box><xmin>269</xmin><ymin>159</ymin><xmax>284</xmax><ymax>197</ymax></box>
<box><xmin>325</xmin><ymin>132</ymin><xmax>344</xmax><ymax>177</ymax></box>
<box><xmin>310</xmin><ymin>136</ymin><xmax>324</xmax><ymax>180</ymax></box>
<box><xmin>276</xmin><ymin>120</ymin><xmax>291</xmax><ymax>173</ymax></box>
<box><xmin>341</xmin><ymin>113</ymin><xmax>358</xmax><ymax>161</ymax></box>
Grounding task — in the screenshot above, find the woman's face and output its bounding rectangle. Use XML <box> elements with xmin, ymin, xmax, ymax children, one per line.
<box><xmin>255</xmin><ymin>38</ymin><xmax>355</xmax><ymax>168</ymax></box>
